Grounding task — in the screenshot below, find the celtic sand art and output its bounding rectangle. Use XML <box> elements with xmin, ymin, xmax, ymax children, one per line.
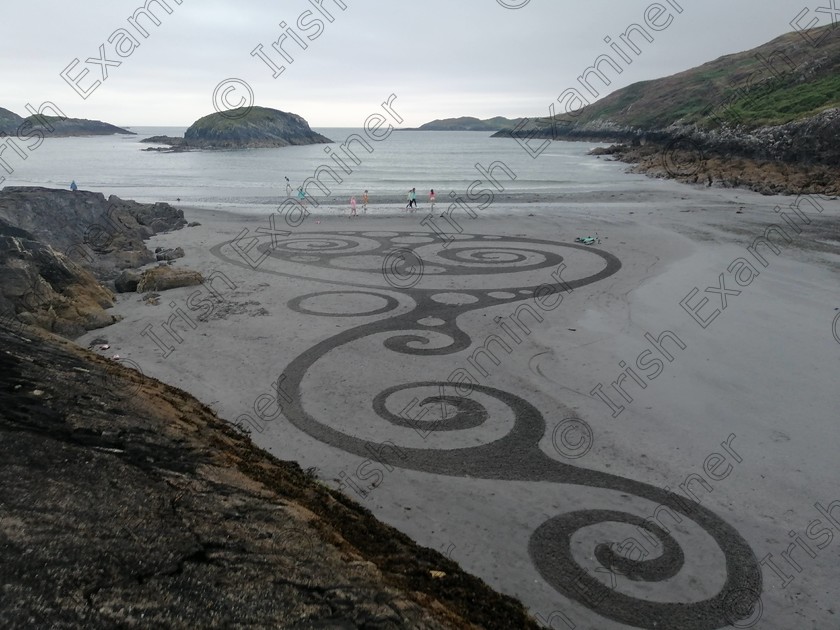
<box><xmin>210</xmin><ymin>230</ymin><xmax>762</xmax><ymax>628</ymax></box>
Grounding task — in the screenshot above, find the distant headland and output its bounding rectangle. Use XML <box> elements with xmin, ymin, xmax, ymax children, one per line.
<box><xmin>0</xmin><ymin>107</ymin><xmax>133</xmax><ymax>137</ymax></box>
<box><xmin>400</xmin><ymin>116</ymin><xmax>525</xmax><ymax>132</ymax></box>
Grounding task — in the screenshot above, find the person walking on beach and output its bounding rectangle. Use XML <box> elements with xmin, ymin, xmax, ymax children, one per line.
<box><xmin>285</xmin><ymin>176</ymin><xmax>292</xmax><ymax>197</ymax></box>
<box><xmin>406</xmin><ymin>187</ymin><xmax>417</xmax><ymax>211</ymax></box>
<box><xmin>70</xmin><ymin>180</ymin><xmax>78</xmax><ymax>192</ymax></box>
<box><xmin>362</xmin><ymin>190</ymin><xmax>369</xmax><ymax>214</ymax></box>
<box><xmin>350</xmin><ymin>196</ymin><xmax>357</xmax><ymax>218</ymax></box>
<box><xmin>429</xmin><ymin>189</ymin><xmax>436</xmax><ymax>213</ymax></box>
<box><xmin>297</xmin><ymin>186</ymin><xmax>306</xmax><ymax>201</ymax></box>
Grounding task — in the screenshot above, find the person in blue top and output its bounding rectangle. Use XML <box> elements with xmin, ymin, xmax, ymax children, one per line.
<box><xmin>70</xmin><ymin>180</ymin><xmax>78</xmax><ymax>192</ymax></box>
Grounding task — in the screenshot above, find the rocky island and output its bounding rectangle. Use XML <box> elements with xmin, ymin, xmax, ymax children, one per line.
<box><xmin>0</xmin><ymin>107</ymin><xmax>133</xmax><ymax>136</ymax></box>
<box><xmin>142</xmin><ymin>106</ymin><xmax>332</xmax><ymax>151</ymax></box>
<box><xmin>493</xmin><ymin>23</ymin><xmax>840</xmax><ymax>195</ymax></box>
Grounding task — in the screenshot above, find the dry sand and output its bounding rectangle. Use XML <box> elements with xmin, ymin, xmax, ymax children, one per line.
<box><xmin>78</xmin><ymin>178</ymin><xmax>840</xmax><ymax>629</ymax></box>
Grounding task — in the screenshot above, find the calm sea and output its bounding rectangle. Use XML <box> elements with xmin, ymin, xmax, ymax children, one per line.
<box><xmin>5</xmin><ymin>127</ymin><xmax>632</xmax><ymax>214</ymax></box>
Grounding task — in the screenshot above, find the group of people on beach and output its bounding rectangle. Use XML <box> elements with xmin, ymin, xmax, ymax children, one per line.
<box><xmin>349</xmin><ymin>188</ymin><xmax>435</xmax><ymax>217</ymax></box>
<box><xmin>284</xmin><ymin>175</ymin><xmax>435</xmax><ymax>218</ymax></box>
<box><xmin>405</xmin><ymin>187</ymin><xmax>436</xmax><ymax>213</ymax></box>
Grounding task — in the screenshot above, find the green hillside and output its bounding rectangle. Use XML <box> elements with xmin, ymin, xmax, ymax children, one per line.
<box><xmin>415</xmin><ymin>116</ymin><xmax>524</xmax><ymax>131</ymax></box>
<box><xmin>529</xmin><ymin>23</ymin><xmax>840</xmax><ymax>131</ymax></box>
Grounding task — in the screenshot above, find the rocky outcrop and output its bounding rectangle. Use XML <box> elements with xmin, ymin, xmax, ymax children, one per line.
<box><xmin>0</xmin><ymin>187</ymin><xmax>186</xmax><ymax>281</ymax></box>
<box><xmin>0</xmin><ymin>322</ymin><xmax>539</xmax><ymax>629</ymax></box>
<box><xmin>155</xmin><ymin>246</ymin><xmax>185</xmax><ymax>261</ymax></box>
<box><xmin>0</xmin><ymin>219</ymin><xmax>117</xmax><ymax>337</ymax></box>
<box><xmin>0</xmin><ymin>188</ymin><xmax>189</xmax><ymax>336</ymax></box>
<box><xmin>148</xmin><ymin>106</ymin><xmax>332</xmax><ymax>150</ymax></box>
<box><xmin>140</xmin><ymin>135</ymin><xmax>191</xmax><ymax>152</ymax></box>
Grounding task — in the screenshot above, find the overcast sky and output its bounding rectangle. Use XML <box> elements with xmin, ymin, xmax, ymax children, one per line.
<box><xmin>0</xmin><ymin>0</ymin><xmax>823</xmax><ymax>127</ymax></box>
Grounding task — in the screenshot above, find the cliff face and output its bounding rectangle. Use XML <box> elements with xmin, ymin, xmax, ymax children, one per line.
<box><xmin>0</xmin><ymin>188</ymin><xmax>187</xmax><ymax>337</ymax></box>
<box><xmin>182</xmin><ymin>106</ymin><xmax>332</xmax><ymax>149</ymax></box>
<box><xmin>0</xmin><ymin>322</ymin><xmax>539</xmax><ymax>629</ymax></box>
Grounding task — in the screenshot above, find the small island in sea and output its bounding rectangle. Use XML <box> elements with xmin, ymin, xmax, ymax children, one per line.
<box><xmin>141</xmin><ymin>106</ymin><xmax>332</xmax><ymax>151</ymax></box>
<box><xmin>0</xmin><ymin>106</ymin><xmax>133</xmax><ymax>136</ymax></box>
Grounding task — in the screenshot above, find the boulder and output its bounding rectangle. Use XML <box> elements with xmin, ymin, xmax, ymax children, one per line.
<box><xmin>155</xmin><ymin>247</ymin><xmax>185</xmax><ymax>261</ymax></box>
<box><xmin>136</xmin><ymin>266</ymin><xmax>203</xmax><ymax>292</ymax></box>
<box><xmin>114</xmin><ymin>270</ymin><xmax>141</xmax><ymax>293</ymax></box>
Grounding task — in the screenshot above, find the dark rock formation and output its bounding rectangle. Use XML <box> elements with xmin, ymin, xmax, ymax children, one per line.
<box><xmin>140</xmin><ymin>135</ymin><xmax>191</xmax><ymax>153</ymax></box>
<box><xmin>114</xmin><ymin>269</ymin><xmax>141</xmax><ymax>293</ymax></box>
<box><xmin>155</xmin><ymin>246</ymin><xmax>185</xmax><ymax>262</ymax></box>
<box><xmin>0</xmin><ymin>219</ymin><xmax>117</xmax><ymax>337</ymax></box>
<box><xmin>147</xmin><ymin>107</ymin><xmax>332</xmax><ymax>150</ymax></box>
<box><xmin>0</xmin><ymin>188</ymin><xmax>189</xmax><ymax>336</ymax></box>
<box><xmin>0</xmin><ymin>322</ymin><xmax>539</xmax><ymax>629</ymax></box>
<box><xmin>140</xmin><ymin>135</ymin><xmax>186</xmax><ymax>145</ymax></box>
<box><xmin>0</xmin><ymin>187</ymin><xmax>186</xmax><ymax>281</ymax></box>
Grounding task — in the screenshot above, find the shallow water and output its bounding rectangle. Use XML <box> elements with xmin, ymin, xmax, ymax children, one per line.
<box><xmin>6</xmin><ymin>127</ymin><xmax>637</xmax><ymax>214</ymax></box>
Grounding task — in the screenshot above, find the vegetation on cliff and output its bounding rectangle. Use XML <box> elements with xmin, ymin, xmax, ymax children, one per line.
<box><xmin>492</xmin><ymin>24</ymin><xmax>839</xmax><ymax>193</ymax></box>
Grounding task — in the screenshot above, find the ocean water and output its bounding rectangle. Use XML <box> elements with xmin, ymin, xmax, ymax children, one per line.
<box><xmin>5</xmin><ymin>127</ymin><xmax>631</xmax><ymax>214</ymax></box>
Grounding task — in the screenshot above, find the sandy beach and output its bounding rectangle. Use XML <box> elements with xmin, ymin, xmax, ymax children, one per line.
<box><xmin>78</xmin><ymin>180</ymin><xmax>840</xmax><ymax>629</ymax></box>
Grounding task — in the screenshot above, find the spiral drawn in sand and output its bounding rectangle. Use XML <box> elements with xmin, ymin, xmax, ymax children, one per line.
<box><xmin>210</xmin><ymin>230</ymin><xmax>761</xmax><ymax>628</ymax></box>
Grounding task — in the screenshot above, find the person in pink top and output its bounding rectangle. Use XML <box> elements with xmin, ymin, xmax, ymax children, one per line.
<box><xmin>350</xmin><ymin>196</ymin><xmax>357</xmax><ymax>218</ymax></box>
<box><xmin>429</xmin><ymin>189</ymin><xmax>436</xmax><ymax>212</ymax></box>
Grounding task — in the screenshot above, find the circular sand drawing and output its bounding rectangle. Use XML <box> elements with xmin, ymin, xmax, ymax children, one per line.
<box><xmin>211</xmin><ymin>230</ymin><xmax>761</xmax><ymax>628</ymax></box>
